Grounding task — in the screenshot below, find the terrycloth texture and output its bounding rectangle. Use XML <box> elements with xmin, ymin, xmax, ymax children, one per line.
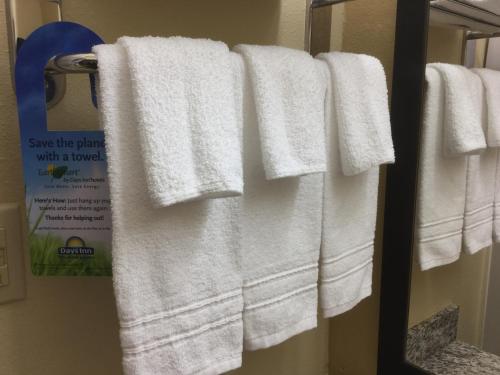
<box><xmin>317</xmin><ymin>60</ymin><xmax>378</xmax><ymax>318</ymax></box>
<box><xmin>233</xmin><ymin>44</ymin><xmax>327</xmax><ymax>180</ymax></box>
<box><xmin>473</xmin><ymin>69</ymin><xmax>500</xmax><ymax>147</ymax></box>
<box><xmin>462</xmin><ymin>77</ymin><xmax>496</xmax><ymax>254</ymax></box>
<box><xmin>235</xmin><ymin>54</ymin><xmax>323</xmax><ymax>349</ymax></box>
<box><xmin>416</xmin><ymin>67</ymin><xmax>467</xmax><ymax>271</ymax></box>
<box><xmin>317</xmin><ymin>52</ymin><xmax>395</xmax><ymax>176</ymax></box>
<box><xmin>118</xmin><ymin>36</ymin><xmax>243</xmax><ymax>207</ymax></box>
<box><xmin>94</xmin><ymin>44</ymin><xmax>244</xmax><ymax>375</ymax></box>
<box><xmin>495</xmin><ymin>152</ymin><xmax>500</xmax><ymax>243</ymax></box>
<box><xmin>430</xmin><ymin>63</ymin><xmax>487</xmax><ymax>157</ymax></box>
<box><xmin>473</xmin><ymin>68</ymin><xmax>500</xmax><ymax>245</ymax></box>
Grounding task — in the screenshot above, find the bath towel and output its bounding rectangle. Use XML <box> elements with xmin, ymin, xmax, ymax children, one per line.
<box><xmin>94</xmin><ymin>43</ymin><xmax>244</xmax><ymax>375</ymax></box>
<box><xmin>430</xmin><ymin>63</ymin><xmax>487</xmax><ymax>156</ymax></box>
<box><xmin>317</xmin><ymin>52</ymin><xmax>395</xmax><ymax>176</ymax></box>
<box><xmin>233</xmin><ymin>44</ymin><xmax>327</xmax><ymax>179</ymax></box>
<box><xmin>472</xmin><ymin>68</ymin><xmax>500</xmax><ymax>147</ymax></box>
<box><xmin>118</xmin><ymin>36</ymin><xmax>243</xmax><ymax>207</ymax></box>
<box><xmin>462</xmin><ymin>72</ymin><xmax>496</xmax><ymax>255</ymax></box>
<box><xmin>416</xmin><ymin>67</ymin><xmax>468</xmax><ymax>270</ymax></box>
<box><xmin>316</xmin><ymin>59</ymin><xmax>381</xmax><ymax>317</ymax></box>
<box><xmin>235</xmin><ymin>54</ymin><xmax>323</xmax><ymax>349</ymax></box>
<box><xmin>473</xmin><ymin>68</ymin><xmax>500</xmax><ymax>244</ymax></box>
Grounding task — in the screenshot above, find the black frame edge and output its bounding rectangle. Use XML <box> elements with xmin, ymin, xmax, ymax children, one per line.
<box><xmin>377</xmin><ymin>0</ymin><xmax>430</xmax><ymax>374</ymax></box>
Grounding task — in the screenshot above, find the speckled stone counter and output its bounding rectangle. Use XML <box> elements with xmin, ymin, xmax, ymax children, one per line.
<box><xmin>406</xmin><ymin>305</ymin><xmax>500</xmax><ymax>375</ymax></box>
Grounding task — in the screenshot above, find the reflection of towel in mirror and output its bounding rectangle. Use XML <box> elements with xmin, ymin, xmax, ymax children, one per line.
<box><xmin>416</xmin><ymin>67</ymin><xmax>467</xmax><ymax>270</ymax></box>
<box><xmin>473</xmin><ymin>68</ymin><xmax>500</xmax><ymax>244</ymax></box>
<box><xmin>430</xmin><ymin>63</ymin><xmax>487</xmax><ymax>157</ymax></box>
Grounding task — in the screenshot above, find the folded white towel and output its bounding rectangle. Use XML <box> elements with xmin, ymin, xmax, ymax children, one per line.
<box><xmin>235</xmin><ymin>54</ymin><xmax>322</xmax><ymax>349</ymax></box>
<box><xmin>233</xmin><ymin>44</ymin><xmax>327</xmax><ymax>180</ymax></box>
<box><xmin>462</xmin><ymin>75</ymin><xmax>496</xmax><ymax>255</ymax></box>
<box><xmin>473</xmin><ymin>69</ymin><xmax>500</xmax><ymax>245</ymax></box>
<box><xmin>473</xmin><ymin>69</ymin><xmax>500</xmax><ymax>147</ymax></box>
<box><xmin>118</xmin><ymin>36</ymin><xmax>243</xmax><ymax>207</ymax></box>
<box><xmin>430</xmin><ymin>63</ymin><xmax>487</xmax><ymax>157</ymax></box>
<box><xmin>416</xmin><ymin>67</ymin><xmax>468</xmax><ymax>271</ymax></box>
<box><xmin>316</xmin><ymin>52</ymin><xmax>395</xmax><ymax>176</ymax></box>
<box><xmin>94</xmin><ymin>44</ymin><xmax>244</xmax><ymax>375</ymax></box>
<box><xmin>317</xmin><ymin>60</ymin><xmax>379</xmax><ymax>317</ymax></box>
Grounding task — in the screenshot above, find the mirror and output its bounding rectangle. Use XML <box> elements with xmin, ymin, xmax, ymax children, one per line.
<box><xmin>406</xmin><ymin>1</ymin><xmax>500</xmax><ymax>373</ymax></box>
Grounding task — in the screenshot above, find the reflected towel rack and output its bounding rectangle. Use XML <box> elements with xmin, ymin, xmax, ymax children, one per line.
<box><xmin>45</xmin><ymin>0</ymin><xmax>352</xmax><ymax>75</ymax></box>
<box><xmin>430</xmin><ymin>0</ymin><xmax>500</xmax><ymax>66</ymax></box>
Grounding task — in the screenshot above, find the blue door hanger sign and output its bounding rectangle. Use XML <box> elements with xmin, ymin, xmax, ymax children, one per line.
<box><xmin>15</xmin><ymin>22</ymin><xmax>112</xmax><ymax>276</ymax></box>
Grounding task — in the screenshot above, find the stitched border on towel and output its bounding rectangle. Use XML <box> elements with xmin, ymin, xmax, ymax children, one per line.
<box><xmin>418</xmin><ymin>214</ymin><xmax>464</xmax><ymax>228</ymax></box>
<box><xmin>419</xmin><ymin>229</ymin><xmax>462</xmax><ymax>243</ymax></box>
<box><xmin>320</xmin><ymin>258</ymin><xmax>372</xmax><ymax>285</ymax></box>
<box><xmin>465</xmin><ymin>203</ymin><xmax>494</xmax><ymax>217</ymax></box>
<box><xmin>464</xmin><ymin>217</ymin><xmax>494</xmax><ymax>231</ymax></box>
<box><xmin>122</xmin><ymin>313</ymin><xmax>242</xmax><ymax>356</ymax></box>
<box><xmin>120</xmin><ymin>289</ymin><xmax>241</xmax><ymax>329</ymax></box>
<box><xmin>244</xmin><ymin>283</ymin><xmax>317</xmax><ymax>312</ymax></box>
<box><xmin>320</xmin><ymin>240</ymin><xmax>374</xmax><ymax>265</ymax></box>
<box><xmin>243</xmin><ymin>263</ymin><xmax>318</xmax><ymax>289</ymax></box>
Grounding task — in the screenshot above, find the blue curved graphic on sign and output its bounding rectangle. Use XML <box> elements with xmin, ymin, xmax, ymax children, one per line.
<box><xmin>15</xmin><ymin>22</ymin><xmax>112</xmax><ymax>276</ymax></box>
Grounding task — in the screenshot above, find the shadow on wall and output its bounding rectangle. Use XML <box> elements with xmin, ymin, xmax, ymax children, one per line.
<box><xmin>63</xmin><ymin>0</ymin><xmax>282</xmax><ymax>47</ymax></box>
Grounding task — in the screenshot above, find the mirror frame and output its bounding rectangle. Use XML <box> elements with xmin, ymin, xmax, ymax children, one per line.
<box><xmin>377</xmin><ymin>0</ymin><xmax>430</xmax><ymax>374</ymax></box>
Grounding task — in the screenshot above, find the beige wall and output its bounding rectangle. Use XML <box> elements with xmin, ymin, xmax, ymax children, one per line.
<box><xmin>408</xmin><ymin>26</ymin><xmax>492</xmax><ymax>347</ymax></box>
<box><xmin>0</xmin><ymin>1</ymin><xmax>332</xmax><ymax>374</ymax></box>
<box><xmin>327</xmin><ymin>1</ymin><xmax>397</xmax><ymax>375</ymax></box>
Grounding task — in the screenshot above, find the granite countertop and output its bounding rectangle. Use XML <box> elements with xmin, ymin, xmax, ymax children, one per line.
<box><xmin>406</xmin><ymin>305</ymin><xmax>500</xmax><ymax>375</ymax></box>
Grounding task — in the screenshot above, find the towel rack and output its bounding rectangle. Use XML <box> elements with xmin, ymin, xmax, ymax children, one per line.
<box><xmin>45</xmin><ymin>0</ymin><xmax>352</xmax><ymax>75</ymax></box>
<box><xmin>430</xmin><ymin>0</ymin><xmax>500</xmax><ymax>66</ymax></box>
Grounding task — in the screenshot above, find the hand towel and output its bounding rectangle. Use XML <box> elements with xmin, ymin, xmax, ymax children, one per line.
<box><xmin>416</xmin><ymin>67</ymin><xmax>468</xmax><ymax>271</ymax></box>
<box><xmin>472</xmin><ymin>69</ymin><xmax>500</xmax><ymax>147</ymax></box>
<box><xmin>317</xmin><ymin>60</ymin><xmax>379</xmax><ymax>318</ymax></box>
<box><xmin>235</xmin><ymin>54</ymin><xmax>323</xmax><ymax>349</ymax></box>
<box><xmin>233</xmin><ymin>44</ymin><xmax>327</xmax><ymax>180</ymax></box>
<box><xmin>316</xmin><ymin>52</ymin><xmax>395</xmax><ymax>176</ymax></box>
<box><xmin>118</xmin><ymin>36</ymin><xmax>243</xmax><ymax>207</ymax></box>
<box><xmin>430</xmin><ymin>63</ymin><xmax>487</xmax><ymax>156</ymax></box>
<box><xmin>462</xmin><ymin>73</ymin><xmax>496</xmax><ymax>255</ymax></box>
<box><xmin>94</xmin><ymin>43</ymin><xmax>244</xmax><ymax>375</ymax></box>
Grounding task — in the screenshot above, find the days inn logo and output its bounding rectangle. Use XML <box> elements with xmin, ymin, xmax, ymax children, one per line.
<box><xmin>57</xmin><ymin>236</ymin><xmax>95</xmax><ymax>257</ymax></box>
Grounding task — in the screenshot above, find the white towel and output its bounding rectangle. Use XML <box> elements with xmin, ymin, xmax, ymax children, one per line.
<box><xmin>94</xmin><ymin>44</ymin><xmax>244</xmax><ymax>375</ymax></box>
<box><xmin>473</xmin><ymin>69</ymin><xmax>500</xmax><ymax>147</ymax></box>
<box><xmin>233</xmin><ymin>44</ymin><xmax>327</xmax><ymax>180</ymax></box>
<box><xmin>495</xmin><ymin>153</ymin><xmax>500</xmax><ymax>243</ymax></box>
<box><xmin>430</xmin><ymin>63</ymin><xmax>487</xmax><ymax>157</ymax></box>
<box><xmin>317</xmin><ymin>60</ymin><xmax>380</xmax><ymax>318</ymax></box>
<box><xmin>118</xmin><ymin>36</ymin><xmax>243</xmax><ymax>207</ymax></box>
<box><xmin>235</xmin><ymin>54</ymin><xmax>323</xmax><ymax>349</ymax></box>
<box><xmin>416</xmin><ymin>67</ymin><xmax>468</xmax><ymax>271</ymax></box>
<box><xmin>462</xmin><ymin>72</ymin><xmax>496</xmax><ymax>255</ymax></box>
<box><xmin>473</xmin><ymin>69</ymin><xmax>500</xmax><ymax>245</ymax></box>
<box><xmin>316</xmin><ymin>52</ymin><xmax>395</xmax><ymax>176</ymax></box>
